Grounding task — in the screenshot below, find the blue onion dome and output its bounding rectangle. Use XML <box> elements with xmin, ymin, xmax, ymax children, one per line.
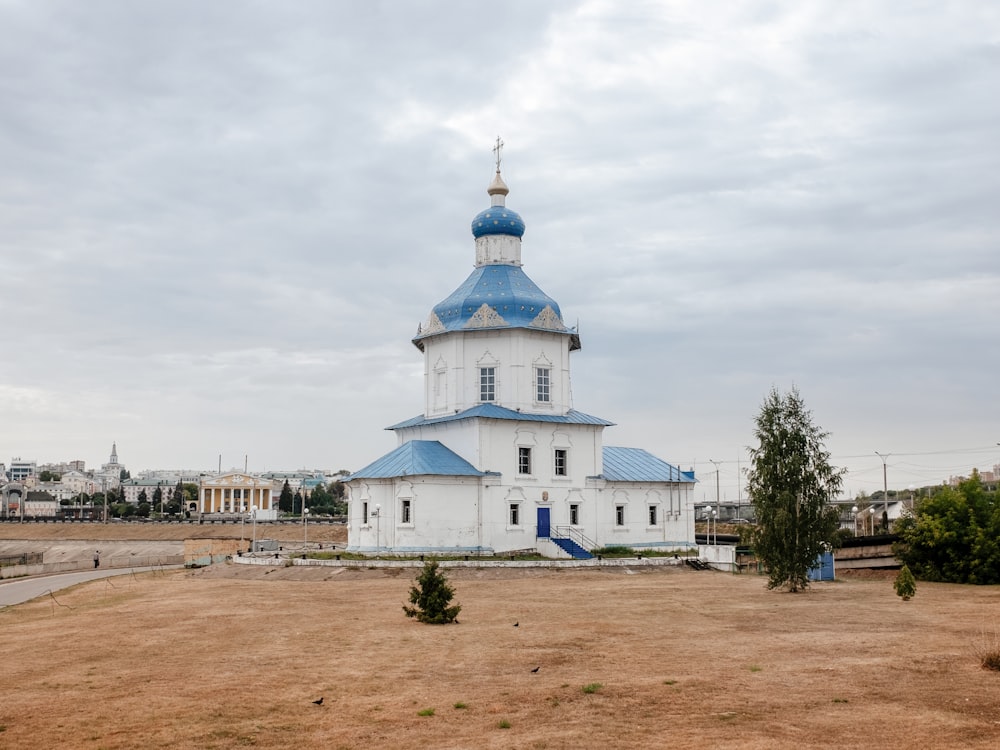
<box><xmin>471</xmin><ymin>170</ymin><xmax>526</xmax><ymax>238</ymax></box>
<box><xmin>471</xmin><ymin>206</ymin><xmax>525</xmax><ymax>238</ymax></box>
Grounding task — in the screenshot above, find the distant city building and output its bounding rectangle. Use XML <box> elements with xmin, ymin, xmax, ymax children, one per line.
<box><xmin>199</xmin><ymin>472</ymin><xmax>276</xmax><ymax>516</ymax></box>
<box><xmin>93</xmin><ymin>442</ymin><xmax>126</xmax><ymax>490</ymax></box>
<box><xmin>38</xmin><ymin>459</ymin><xmax>86</xmax><ymax>475</ymax></box>
<box><xmin>120</xmin><ymin>477</ymin><xmax>177</xmax><ymax>505</ymax></box>
<box><xmin>9</xmin><ymin>458</ymin><xmax>36</xmax><ymax>483</ymax></box>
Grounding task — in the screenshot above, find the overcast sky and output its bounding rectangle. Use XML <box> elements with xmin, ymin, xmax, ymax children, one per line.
<box><xmin>2</xmin><ymin>1</ymin><xmax>998</xmax><ymax>501</ymax></box>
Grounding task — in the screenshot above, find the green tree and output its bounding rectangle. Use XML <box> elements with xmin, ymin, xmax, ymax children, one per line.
<box><xmin>746</xmin><ymin>387</ymin><xmax>845</xmax><ymax>592</ymax></box>
<box><xmin>403</xmin><ymin>561</ymin><xmax>462</xmax><ymax>624</ymax></box>
<box><xmin>137</xmin><ymin>489</ymin><xmax>148</xmax><ymax>505</ymax></box>
<box><xmin>894</xmin><ymin>471</ymin><xmax>999</xmax><ymax>584</ymax></box>
<box><xmin>182</xmin><ymin>483</ymin><xmax>199</xmax><ymax>510</ymax></box>
<box><xmin>153</xmin><ymin>486</ymin><xmax>164</xmax><ymax>514</ymax></box>
<box><xmin>279</xmin><ymin>481</ymin><xmax>294</xmax><ymax>513</ymax></box>
<box><xmin>293</xmin><ymin>490</ymin><xmax>303</xmax><ymax>515</ymax></box>
<box><xmin>120</xmin><ymin>468</ymin><xmax>130</xmax><ymax>481</ymax></box>
<box><xmin>894</xmin><ymin>564</ymin><xmax>916</xmax><ymax>600</ymax></box>
<box><xmin>39</xmin><ymin>470</ymin><xmax>61</xmax><ymax>482</ymax></box>
<box><xmin>311</xmin><ymin>483</ymin><xmax>331</xmax><ymax>507</ymax></box>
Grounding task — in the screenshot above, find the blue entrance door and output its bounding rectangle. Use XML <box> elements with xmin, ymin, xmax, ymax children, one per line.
<box><xmin>537</xmin><ymin>507</ymin><xmax>551</xmax><ymax>538</ymax></box>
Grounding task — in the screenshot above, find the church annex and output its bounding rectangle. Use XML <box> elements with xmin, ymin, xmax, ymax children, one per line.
<box><xmin>345</xmin><ymin>151</ymin><xmax>696</xmax><ymax>557</ymax></box>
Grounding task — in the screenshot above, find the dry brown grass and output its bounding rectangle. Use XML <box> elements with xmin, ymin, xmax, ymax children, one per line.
<box><xmin>2</xmin><ymin>561</ymin><xmax>1000</xmax><ymax>749</ymax></box>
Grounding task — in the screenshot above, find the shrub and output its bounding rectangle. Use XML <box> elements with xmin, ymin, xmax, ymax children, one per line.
<box><xmin>894</xmin><ymin>565</ymin><xmax>916</xmax><ymax>601</ymax></box>
<box><xmin>403</xmin><ymin>561</ymin><xmax>461</xmax><ymax>624</ymax></box>
<box><xmin>497</xmin><ymin>719</ymin><xmax>511</xmax><ymax>729</ymax></box>
<box><xmin>973</xmin><ymin>628</ymin><xmax>1000</xmax><ymax>672</ymax></box>
<box><xmin>582</xmin><ymin>683</ymin><xmax>603</xmax><ymax>694</ymax></box>
<box><xmin>417</xmin><ymin>708</ymin><xmax>435</xmax><ymax>717</ymax></box>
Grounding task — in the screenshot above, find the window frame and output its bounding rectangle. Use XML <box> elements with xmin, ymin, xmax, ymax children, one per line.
<box><xmin>535</xmin><ymin>366</ymin><xmax>551</xmax><ymax>403</ymax></box>
<box><xmin>479</xmin><ymin>366</ymin><xmax>496</xmax><ymax>402</ymax></box>
<box><xmin>401</xmin><ymin>498</ymin><xmax>412</xmax><ymax>525</ymax></box>
<box><xmin>518</xmin><ymin>446</ymin><xmax>532</xmax><ymax>475</ymax></box>
<box><xmin>648</xmin><ymin>505</ymin><xmax>658</xmax><ymax>526</ymax></box>
<box><xmin>554</xmin><ymin>448</ymin><xmax>568</xmax><ymax>477</ymax></box>
<box><xmin>569</xmin><ymin>503</ymin><xmax>579</xmax><ymax>526</ymax></box>
<box><xmin>509</xmin><ymin>503</ymin><xmax>520</xmax><ymax>526</ymax></box>
<box><xmin>615</xmin><ymin>504</ymin><xmax>625</xmax><ymax>526</ymax></box>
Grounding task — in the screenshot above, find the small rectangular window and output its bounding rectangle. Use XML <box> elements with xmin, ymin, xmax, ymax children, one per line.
<box><xmin>401</xmin><ymin>499</ymin><xmax>411</xmax><ymax>524</ymax></box>
<box><xmin>569</xmin><ymin>503</ymin><xmax>579</xmax><ymax>526</ymax></box>
<box><xmin>518</xmin><ymin>447</ymin><xmax>532</xmax><ymax>475</ymax></box>
<box><xmin>649</xmin><ymin>505</ymin><xmax>658</xmax><ymax>525</ymax></box>
<box><xmin>554</xmin><ymin>449</ymin><xmax>567</xmax><ymax>477</ymax></box>
<box><xmin>363</xmin><ymin>501</ymin><xmax>369</xmax><ymax>524</ymax></box>
<box><xmin>480</xmin><ymin>367</ymin><xmax>496</xmax><ymax>402</ymax></box>
<box><xmin>536</xmin><ymin>367</ymin><xmax>550</xmax><ymax>402</ymax></box>
<box><xmin>509</xmin><ymin>503</ymin><xmax>520</xmax><ymax>525</ymax></box>
<box><xmin>615</xmin><ymin>505</ymin><xmax>625</xmax><ymax>526</ymax></box>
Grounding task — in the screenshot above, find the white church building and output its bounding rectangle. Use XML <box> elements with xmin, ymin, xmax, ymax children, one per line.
<box><xmin>345</xmin><ymin>157</ymin><xmax>696</xmax><ymax>558</ymax></box>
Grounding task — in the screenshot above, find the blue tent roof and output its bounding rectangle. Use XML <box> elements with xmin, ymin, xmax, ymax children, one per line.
<box><xmin>413</xmin><ymin>264</ymin><xmax>578</xmax><ymax>347</ymax></box>
<box><xmin>388</xmin><ymin>404</ymin><xmax>615</xmax><ymax>431</ymax></box>
<box><xmin>348</xmin><ymin>440</ymin><xmax>485</xmax><ymax>480</ymax></box>
<box><xmin>600</xmin><ymin>447</ymin><xmax>696</xmax><ymax>483</ymax></box>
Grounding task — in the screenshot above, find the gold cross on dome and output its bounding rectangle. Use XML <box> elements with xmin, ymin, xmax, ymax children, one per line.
<box><xmin>493</xmin><ymin>136</ymin><xmax>504</xmax><ymax>172</ymax></box>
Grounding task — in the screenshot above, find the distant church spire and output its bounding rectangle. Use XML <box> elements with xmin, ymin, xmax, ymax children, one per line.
<box><xmin>110</xmin><ymin>442</ymin><xmax>118</xmax><ymax>464</ymax></box>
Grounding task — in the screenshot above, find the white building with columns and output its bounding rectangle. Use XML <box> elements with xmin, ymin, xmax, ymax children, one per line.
<box><xmin>346</xmin><ymin>158</ymin><xmax>696</xmax><ymax>557</ymax></box>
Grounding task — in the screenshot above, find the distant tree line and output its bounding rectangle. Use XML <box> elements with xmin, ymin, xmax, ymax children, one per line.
<box><xmin>894</xmin><ymin>471</ymin><xmax>1000</xmax><ymax>584</ymax></box>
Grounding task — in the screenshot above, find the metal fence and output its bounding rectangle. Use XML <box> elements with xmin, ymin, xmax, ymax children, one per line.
<box><xmin>0</xmin><ymin>552</ymin><xmax>44</xmax><ymax>567</ymax></box>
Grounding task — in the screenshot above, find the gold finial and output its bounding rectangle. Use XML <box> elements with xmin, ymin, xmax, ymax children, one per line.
<box><xmin>493</xmin><ymin>135</ymin><xmax>504</xmax><ymax>173</ymax></box>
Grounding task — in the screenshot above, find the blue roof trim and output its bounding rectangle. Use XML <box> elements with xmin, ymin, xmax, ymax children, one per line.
<box><xmin>388</xmin><ymin>404</ymin><xmax>615</xmax><ymax>431</ymax></box>
<box><xmin>348</xmin><ymin>441</ymin><xmax>485</xmax><ymax>480</ymax></box>
<box><xmin>600</xmin><ymin>446</ymin><xmax>696</xmax><ymax>483</ymax></box>
<box><xmin>414</xmin><ymin>264</ymin><xmax>570</xmax><ymax>341</ymax></box>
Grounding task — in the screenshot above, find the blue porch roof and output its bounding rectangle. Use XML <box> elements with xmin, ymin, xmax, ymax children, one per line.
<box><xmin>388</xmin><ymin>403</ymin><xmax>615</xmax><ymax>431</ymax></box>
<box><xmin>348</xmin><ymin>440</ymin><xmax>485</xmax><ymax>480</ymax></box>
<box><xmin>600</xmin><ymin>447</ymin><xmax>696</xmax><ymax>483</ymax></box>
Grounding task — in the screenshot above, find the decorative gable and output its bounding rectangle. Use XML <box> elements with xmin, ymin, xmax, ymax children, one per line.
<box><xmin>421</xmin><ymin>311</ymin><xmax>446</xmax><ymax>336</ymax></box>
<box><xmin>465</xmin><ymin>303</ymin><xmax>509</xmax><ymax>329</ymax></box>
<box><xmin>530</xmin><ymin>305</ymin><xmax>564</xmax><ymax>331</ymax></box>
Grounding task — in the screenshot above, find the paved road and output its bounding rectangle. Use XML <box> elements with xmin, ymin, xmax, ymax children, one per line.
<box><xmin>0</xmin><ymin>566</ymin><xmax>181</xmax><ymax>608</ymax></box>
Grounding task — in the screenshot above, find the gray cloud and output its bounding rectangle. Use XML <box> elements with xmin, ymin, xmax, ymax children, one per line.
<box><xmin>1</xmin><ymin>1</ymin><xmax>997</xmax><ymax>498</ymax></box>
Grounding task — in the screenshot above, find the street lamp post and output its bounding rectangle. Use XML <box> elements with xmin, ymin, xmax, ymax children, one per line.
<box><xmin>868</xmin><ymin>506</ymin><xmax>876</xmax><ymax>536</ymax></box>
<box><xmin>304</xmin><ymin>507</ymin><xmax>309</xmax><ymax>549</ymax></box>
<box><xmin>711</xmin><ymin>509</ymin><xmax>717</xmax><ymax>545</ymax></box>
<box><xmin>251</xmin><ymin>505</ymin><xmax>258</xmax><ymax>553</ymax></box>
<box><xmin>374</xmin><ymin>503</ymin><xmax>381</xmax><ymax>558</ymax></box>
<box><xmin>851</xmin><ymin>505</ymin><xmax>859</xmax><ymax>536</ymax></box>
<box><xmin>709</xmin><ymin>459</ymin><xmax>722</xmax><ymax>530</ymax></box>
<box><xmin>875</xmin><ymin>451</ymin><xmax>890</xmax><ymax>531</ymax></box>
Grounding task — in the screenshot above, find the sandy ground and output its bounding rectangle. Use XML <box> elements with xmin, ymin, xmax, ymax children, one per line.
<box><xmin>1</xmin><ymin>560</ymin><xmax>998</xmax><ymax>749</ymax></box>
<box><xmin>0</xmin><ymin>520</ymin><xmax>347</xmax><ymax>544</ymax></box>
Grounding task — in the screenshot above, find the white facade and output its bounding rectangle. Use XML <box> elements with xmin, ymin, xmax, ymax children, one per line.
<box><xmin>346</xmin><ymin>164</ymin><xmax>696</xmax><ymax>556</ymax></box>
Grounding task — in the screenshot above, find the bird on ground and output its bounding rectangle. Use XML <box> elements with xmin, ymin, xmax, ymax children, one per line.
<box><xmin>514</xmin><ymin>622</ymin><xmax>519</xmax><ymax>627</ymax></box>
<box><xmin>312</xmin><ymin>698</ymin><xmax>324</xmax><ymax>706</ymax></box>
<box><xmin>531</xmin><ymin>667</ymin><xmax>540</xmax><ymax>673</ymax></box>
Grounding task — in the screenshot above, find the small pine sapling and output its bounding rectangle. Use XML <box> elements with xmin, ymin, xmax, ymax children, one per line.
<box><xmin>403</xmin><ymin>561</ymin><xmax>462</xmax><ymax>624</ymax></box>
<box><xmin>894</xmin><ymin>564</ymin><xmax>916</xmax><ymax>601</ymax></box>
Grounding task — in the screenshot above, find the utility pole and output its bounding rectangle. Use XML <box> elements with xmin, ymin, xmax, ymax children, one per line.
<box><xmin>875</xmin><ymin>451</ymin><xmax>890</xmax><ymax>532</ymax></box>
